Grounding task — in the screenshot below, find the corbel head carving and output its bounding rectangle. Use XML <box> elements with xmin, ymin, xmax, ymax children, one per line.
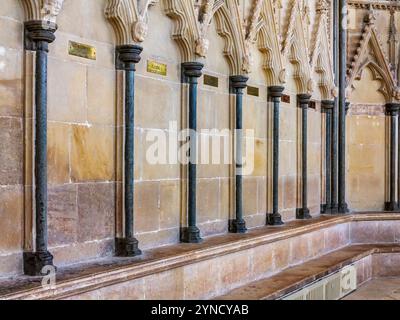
<box><xmin>42</xmin><ymin>0</ymin><xmax>64</xmax><ymax>24</ymax></box>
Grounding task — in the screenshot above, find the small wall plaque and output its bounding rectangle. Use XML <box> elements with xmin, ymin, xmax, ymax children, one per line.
<box><xmin>282</xmin><ymin>94</ymin><xmax>291</xmax><ymax>104</ymax></box>
<box><xmin>68</xmin><ymin>41</ymin><xmax>96</xmax><ymax>60</ymax></box>
<box><xmin>247</xmin><ymin>86</ymin><xmax>259</xmax><ymax>97</ymax></box>
<box><xmin>147</xmin><ymin>60</ymin><xmax>167</xmax><ymax>76</ymax></box>
<box><xmin>309</xmin><ymin>101</ymin><xmax>317</xmax><ymax>109</ymax></box>
<box><xmin>204</xmin><ymin>74</ymin><xmax>219</xmax><ymax>87</ymax></box>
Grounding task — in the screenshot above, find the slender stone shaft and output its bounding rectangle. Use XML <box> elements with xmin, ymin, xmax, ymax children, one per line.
<box><xmin>322</xmin><ymin>101</ymin><xmax>335</xmax><ymax>213</ymax></box>
<box><xmin>115</xmin><ymin>45</ymin><xmax>142</xmax><ymax>257</ymax></box>
<box><xmin>332</xmin><ymin>0</ymin><xmax>339</xmax><ymax>213</ymax></box>
<box><xmin>267</xmin><ymin>86</ymin><xmax>285</xmax><ymax>226</ymax></box>
<box><xmin>229</xmin><ymin>75</ymin><xmax>249</xmax><ymax>233</ymax></box>
<box><xmin>181</xmin><ymin>62</ymin><xmax>204</xmax><ymax>243</ymax></box>
<box><xmin>297</xmin><ymin>94</ymin><xmax>312</xmax><ymax>220</ymax></box>
<box><xmin>386</xmin><ymin>103</ymin><xmax>400</xmax><ymax>211</ymax></box>
<box><xmin>338</xmin><ymin>0</ymin><xmax>349</xmax><ymax>213</ymax></box>
<box><xmin>23</xmin><ymin>21</ymin><xmax>56</xmax><ymax>276</ymax></box>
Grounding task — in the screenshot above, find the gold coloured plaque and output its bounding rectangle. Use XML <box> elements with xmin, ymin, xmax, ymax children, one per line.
<box><xmin>147</xmin><ymin>60</ymin><xmax>167</xmax><ymax>76</ymax></box>
<box><xmin>68</xmin><ymin>41</ymin><xmax>96</xmax><ymax>60</ymax></box>
<box><xmin>247</xmin><ymin>86</ymin><xmax>259</xmax><ymax>97</ymax></box>
<box><xmin>204</xmin><ymin>74</ymin><xmax>219</xmax><ymax>87</ymax></box>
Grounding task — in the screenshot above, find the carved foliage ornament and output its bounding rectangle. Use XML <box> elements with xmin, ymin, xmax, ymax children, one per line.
<box><xmin>20</xmin><ymin>0</ymin><xmax>65</xmax><ymax>24</ymax></box>
<box><xmin>105</xmin><ymin>0</ymin><xmax>158</xmax><ymax>45</ymax></box>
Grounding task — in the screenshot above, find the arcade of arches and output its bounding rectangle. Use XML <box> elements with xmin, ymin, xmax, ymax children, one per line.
<box><xmin>1</xmin><ymin>0</ymin><xmax>400</xmax><ymax>300</ymax></box>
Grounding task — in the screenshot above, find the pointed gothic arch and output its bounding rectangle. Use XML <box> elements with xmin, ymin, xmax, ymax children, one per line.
<box><xmin>347</xmin><ymin>17</ymin><xmax>399</xmax><ymax>102</ymax></box>
<box><xmin>310</xmin><ymin>6</ymin><xmax>336</xmax><ymax>100</ymax></box>
<box><xmin>282</xmin><ymin>0</ymin><xmax>313</xmax><ymax>94</ymax></box>
<box><xmin>258</xmin><ymin>0</ymin><xmax>285</xmax><ymax>86</ymax></box>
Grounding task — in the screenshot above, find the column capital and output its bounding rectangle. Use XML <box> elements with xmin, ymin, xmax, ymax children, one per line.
<box><xmin>268</xmin><ymin>86</ymin><xmax>285</xmax><ymax>99</ymax></box>
<box><xmin>321</xmin><ymin>100</ymin><xmax>335</xmax><ymax>112</ymax></box>
<box><xmin>297</xmin><ymin>94</ymin><xmax>312</xmax><ymax>107</ymax></box>
<box><xmin>230</xmin><ymin>75</ymin><xmax>249</xmax><ymax>90</ymax></box>
<box><xmin>116</xmin><ymin>44</ymin><xmax>143</xmax><ymax>70</ymax></box>
<box><xmin>24</xmin><ymin>20</ymin><xmax>57</xmax><ymax>51</ymax></box>
<box><xmin>182</xmin><ymin>62</ymin><xmax>204</xmax><ymax>78</ymax></box>
<box><xmin>386</xmin><ymin>103</ymin><xmax>400</xmax><ymax>116</ymax></box>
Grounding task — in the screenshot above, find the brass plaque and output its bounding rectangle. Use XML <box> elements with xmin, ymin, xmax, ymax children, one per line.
<box><xmin>147</xmin><ymin>60</ymin><xmax>167</xmax><ymax>76</ymax></box>
<box><xmin>68</xmin><ymin>41</ymin><xmax>96</xmax><ymax>60</ymax></box>
<box><xmin>282</xmin><ymin>94</ymin><xmax>291</xmax><ymax>104</ymax></box>
<box><xmin>247</xmin><ymin>86</ymin><xmax>259</xmax><ymax>97</ymax></box>
<box><xmin>204</xmin><ymin>74</ymin><xmax>219</xmax><ymax>87</ymax></box>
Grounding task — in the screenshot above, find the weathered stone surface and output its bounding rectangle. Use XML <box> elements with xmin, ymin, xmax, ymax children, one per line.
<box><xmin>0</xmin><ymin>186</ymin><xmax>23</xmax><ymax>252</ymax></box>
<box><xmin>0</xmin><ymin>117</ymin><xmax>23</xmax><ymax>185</ymax></box>
<box><xmin>48</xmin><ymin>123</ymin><xmax>70</xmax><ymax>185</ymax></box>
<box><xmin>71</xmin><ymin>125</ymin><xmax>114</xmax><ymax>182</ymax></box>
<box><xmin>48</xmin><ymin>185</ymin><xmax>78</xmax><ymax>246</ymax></box>
<box><xmin>77</xmin><ymin>183</ymin><xmax>115</xmax><ymax>242</ymax></box>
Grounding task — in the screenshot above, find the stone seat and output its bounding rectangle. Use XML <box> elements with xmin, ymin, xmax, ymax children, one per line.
<box><xmin>1</xmin><ymin>213</ymin><xmax>400</xmax><ymax>300</ymax></box>
<box><xmin>216</xmin><ymin>244</ymin><xmax>400</xmax><ymax>300</ymax></box>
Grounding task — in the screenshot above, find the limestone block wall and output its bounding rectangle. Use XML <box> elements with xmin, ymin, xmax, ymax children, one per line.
<box><xmin>0</xmin><ymin>0</ymin><xmax>24</xmax><ymax>276</ymax></box>
<box><xmin>348</xmin><ymin>67</ymin><xmax>387</xmax><ymax>211</ymax></box>
<box><xmin>1</xmin><ymin>0</ymin><xmax>394</xmax><ymax>278</ymax></box>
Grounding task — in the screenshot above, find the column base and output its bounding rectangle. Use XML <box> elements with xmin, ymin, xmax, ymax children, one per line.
<box><xmin>115</xmin><ymin>237</ymin><xmax>142</xmax><ymax>257</ymax></box>
<box><xmin>330</xmin><ymin>204</ymin><xmax>339</xmax><ymax>214</ymax></box>
<box><xmin>385</xmin><ymin>202</ymin><xmax>399</xmax><ymax>212</ymax></box>
<box><xmin>266</xmin><ymin>213</ymin><xmax>284</xmax><ymax>226</ymax></box>
<box><xmin>296</xmin><ymin>208</ymin><xmax>312</xmax><ymax>220</ymax></box>
<box><xmin>229</xmin><ymin>219</ymin><xmax>247</xmax><ymax>233</ymax></box>
<box><xmin>23</xmin><ymin>251</ymin><xmax>55</xmax><ymax>276</ymax></box>
<box><xmin>321</xmin><ymin>204</ymin><xmax>334</xmax><ymax>214</ymax></box>
<box><xmin>181</xmin><ymin>226</ymin><xmax>203</xmax><ymax>243</ymax></box>
<box><xmin>337</xmin><ymin>203</ymin><xmax>350</xmax><ymax>214</ymax></box>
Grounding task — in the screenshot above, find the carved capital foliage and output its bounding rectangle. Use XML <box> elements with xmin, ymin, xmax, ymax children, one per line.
<box><xmin>105</xmin><ymin>0</ymin><xmax>158</xmax><ymax>45</ymax></box>
<box><xmin>20</xmin><ymin>0</ymin><xmax>65</xmax><ymax>23</ymax></box>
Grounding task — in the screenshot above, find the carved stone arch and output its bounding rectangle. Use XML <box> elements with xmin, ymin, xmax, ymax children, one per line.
<box><xmin>311</xmin><ymin>6</ymin><xmax>336</xmax><ymax>100</ymax></box>
<box><xmin>105</xmin><ymin>0</ymin><xmax>158</xmax><ymax>45</ymax></box>
<box><xmin>213</xmin><ymin>3</ymin><xmax>243</xmax><ymax>75</ymax></box>
<box><xmin>282</xmin><ymin>0</ymin><xmax>313</xmax><ymax>94</ymax></box>
<box><xmin>258</xmin><ymin>0</ymin><xmax>285</xmax><ymax>86</ymax></box>
<box><xmin>355</xmin><ymin>61</ymin><xmax>393</xmax><ymax>101</ymax></box>
<box><xmin>347</xmin><ymin>15</ymin><xmax>400</xmax><ymax>102</ymax></box>
<box><xmin>164</xmin><ymin>0</ymin><xmax>199</xmax><ymax>61</ymax></box>
<box><xmin>20</xmin><ymin>0</ymin><xmax>65</xmax><ymax>23</ymax></box>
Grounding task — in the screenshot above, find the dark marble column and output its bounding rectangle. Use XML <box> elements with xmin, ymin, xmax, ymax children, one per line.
<box><xmin>115</xmin><ymin>45</ymin><xmax>143</xmax><ymax>257</ymax></box>
<box><xmin>322</xmin><ymin>100</ymin><xmax>335</xmax><ymax>214</ymax></box>
<box><xmin>267</xmin><ymin>86</ymin><xmax>285</xmax><ymax>225</ymax></box>
<box><xmin>181</xmin><ymin>62</ymin><xmax>204</xmax><ymax>243</ymax></box>
<box><xmin>338</xmin><ymin>0</ymin><xmax>349</xmax><ymax>213</ymax></box>
<box><xmin>23</xmin><ymin>21</ymin><xmax>57</xmax><ymax>276</ymax></box>
<box><xmin>331</xmin><ymin>0</ymin><xmax>339</xmax><ymax>214</ymax></box>
<box><xmin>386</xmin><ymin>103</ymin><xmax>400</xmax><ymax>211</ymax></box>
<box><xmin>229</xmin><ymin>75</ymin><xmax>249</xmax><ymax>233</ymax></box>
<box><xmin>297</xmin><ymin>94</ymin><xmax>312</xmax><ymax>220</ymax></box>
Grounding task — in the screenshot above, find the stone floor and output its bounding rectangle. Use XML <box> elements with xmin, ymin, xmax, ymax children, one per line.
<box><xmin>344</xmin><ymin>278</ymin><xmax>400</xmax><ymax>300</ymax></box>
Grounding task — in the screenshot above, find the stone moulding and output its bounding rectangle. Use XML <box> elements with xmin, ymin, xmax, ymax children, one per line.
<box><xmin>282</xmin><ymin>0</ymin><xmax>314</xmax><ymax>95</ymax></box>
<box><xmin>20</xmin><ymin>0</ymin><xmax>65</xmax><ymax>24</ymax></box>
<box><xmin>310</xmin><ymin>1</ymin><xmax>336</xmax><ymax>100</ymax></box>
<box><xmin>105</xmin><ymin>0</ymin><xmax>158</xmax><ymax>45</ymax></box>
<box><xmin>258</xmin><ymin>0</ymin><xmax>286</xmax><ymax>86</ymax></box>
<box><xmin>347</xmin><ymin>11</ymin><xmax>400</xmax><ymax>102</ymax></box>
<box><xmin>2</xmin><ymin>213</ymin><xmax>400</xmax><ymax>300</ymax></box>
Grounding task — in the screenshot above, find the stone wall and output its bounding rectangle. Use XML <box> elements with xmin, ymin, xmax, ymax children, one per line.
<box><xmin>0</xmin><ymin>0</ymin><xmax>397</xmax><ymax>278</ymax></box>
